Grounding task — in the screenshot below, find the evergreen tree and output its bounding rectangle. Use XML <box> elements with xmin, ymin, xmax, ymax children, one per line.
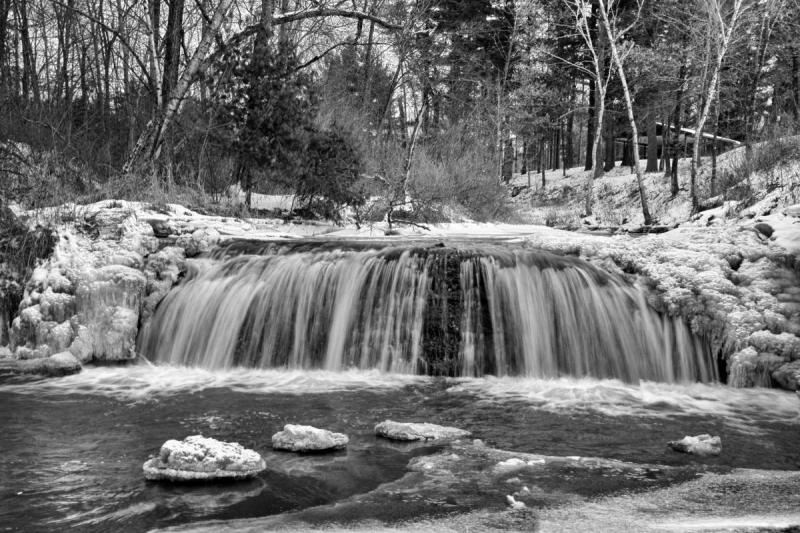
<box><xmin>216</xmin><ymin>40</ymin><xmax>315</xmax><ymax>205</ymax></box>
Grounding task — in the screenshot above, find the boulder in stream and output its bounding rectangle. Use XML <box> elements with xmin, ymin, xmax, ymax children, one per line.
<box><xmin>143</xmin><ymin>435</ymin><xmax>266</xmax><ymax>481</ymax></box>
<box><xmin>667</xmin><ymin>434</ymin><xmax>722</xmax><ymax>457</ymax></box>
<box><xmin>271</xmin><ymin>424</ymin><xmax>349</xmax><ymax>452</ymax></box>
<box><xmin>375</xmin><ymin>420</ymin><xmax>471</xmax><ymax>441</ymax></box>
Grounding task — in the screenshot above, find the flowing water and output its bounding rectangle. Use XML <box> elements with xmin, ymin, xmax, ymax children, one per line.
<box><xmin>139</xmin><ymin>242</ymin><xmax>716</xmax><ymax>382</ymax></box>
<box><xmin>2</xmin><ymin>241</ymin><xmax>795</xmax><ymax>531</ymax></box>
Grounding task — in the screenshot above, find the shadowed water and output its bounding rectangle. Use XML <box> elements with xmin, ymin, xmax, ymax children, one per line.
<box><xmin>139</xmin><ymin>244</ymin><xmax>715</xmax><ymax>382</ymax></box>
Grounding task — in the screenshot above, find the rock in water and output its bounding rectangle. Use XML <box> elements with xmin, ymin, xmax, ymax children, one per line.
<box><xmin>667</xmin><ymin>434</ymin><xmax>722</xmax><ymax>457</ymax></box>
<box><xmin>374</xmin><ymin>420</ymin><xmax>471</xmax><ymax>441</ymax></box>
<box><xmin>143</xmin><ymin>435</ymin><xmax>266</xmax><ymax>481</ymax></box>
<box><xmin>506</xmin><ymin>495</ymin><xmax>527</xmax><ymax>510</ymax></box>
<box><xmin>753</xmin><ymin>222</ymin><xmax>774</xmax><ymax>238</ymax></box>
<box><xmin>271</xmin><ymin>424</ymin><xmax>349</xmax><ymax>452</ymax></box>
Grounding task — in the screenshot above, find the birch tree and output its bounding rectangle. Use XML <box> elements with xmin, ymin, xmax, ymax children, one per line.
<box><xmin>567</xmin><ymin>0</ymin><xmax>613</xmax><ymax>216</ymax></box>
<box><xmin>597</xmin><ymin>0</ymin><xmax>652</xmax><ymax>225</ymax></box>
<box><xmin>689</xmin><ymin>0</ymin><xmax>751</xmax><ymax>210</ymax></box>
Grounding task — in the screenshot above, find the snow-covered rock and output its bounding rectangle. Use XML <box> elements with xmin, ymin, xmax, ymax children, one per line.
<box><xmin>44</xmin><ymin>351</ymin><xmax>82</xmax><ymax>376</ymax></box>
<box><xmin>747</xmin><ymin>330</ymin><xmax>800</xmax><ymax>361</ymax></box>
<box><xmin>506</xmin><ymin>495</ymin><xmax>527</xmax><ymax>510</ymax></box>
<box><xmin>176</xmin><ymin>228</ymin><xmax>220</xmax><ymax>257</ymax></box>
<box><xmin>68</xmin><ymin>325</ymin><xmax>93</xmax><ymax>362</ymax></box>
<box><xmin>38</xmin><ymin>288</ymin><xmax>75</xmax><ymax>322</ymax></box>
<box><xmin>141</xmin><ymin>246</ymin><xmax>186</xmax><ymax>320</ymax></box>
<box><xmin>142</xmin><ymin>435</ymin><xmax>266</xmax><ymax>482</ymax></box>
<box><xmin>0</xmin><ymin>350</ymin><xmax>81</xmax><ymax>377</ymax></box>
<box><xmin>271</xmin><ymin>424</ymin><xmax>349</xmax><ymax>452</ymax></box>
<box><xmin>374</xmin><ymin>420</ymin><xmax>471</xmax><ymax>441</ymax></box>
<box><xmin>772</xmin><ymin>360</ymin><xmax>800</xmax><ymax>391</ymax></box>
<box><xmin>667</xmin><ymin>434</ymin><xmax>722</xmax><ymax>457</ymax></box>
<box><xmin>45</xmin><ymin>320</ymin><xmax>73</xmax><ymax>353</ymax></box>
<box><xmin>727</xmin><ymin>347</ymin><xmax>784</xmax><ymax>388</ymax></box>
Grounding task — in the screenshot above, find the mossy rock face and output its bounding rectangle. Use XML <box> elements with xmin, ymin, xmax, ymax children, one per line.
<box><xmin>421</xmin><ymin>250</ymin><xmax>464</xmax><ymax>377</ymax></box>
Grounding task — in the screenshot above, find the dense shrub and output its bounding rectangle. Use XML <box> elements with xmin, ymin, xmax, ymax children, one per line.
<box><xmin>295</xmin><ymin>130</ymin><xmax>365</xmax><ymax>220</ymax></box>
<box><xmin>408</xmin><ymin>124</ymin><xmax>510</xmax><ymax>222</ymax></box>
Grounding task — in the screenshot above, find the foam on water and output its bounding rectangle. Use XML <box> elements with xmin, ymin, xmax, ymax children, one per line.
<box><xmin>3</xmin><ymin>366</ymin><xmax>796</xmax><ymax>433</ymax></box>
<box><xmin>0</xmin><ymin>365</ymin><xmax>426</xmax><ymax>401</ymax></box>
<box><xmin>447</xmin><ymin>376</ymin><xmax>800</xmax><ymax>431</ymax></box>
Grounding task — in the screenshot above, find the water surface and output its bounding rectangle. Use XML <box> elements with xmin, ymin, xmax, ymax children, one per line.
<box><xmin>0</xmin><ymin>367</ymin><xmax>797</xmax><ymax>532</ymax></box>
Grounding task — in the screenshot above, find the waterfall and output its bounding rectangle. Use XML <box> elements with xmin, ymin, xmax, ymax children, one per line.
<box><xmin>138</xmin><ymin>243</ymin><xmax>717</xmax><ymax>383</ymax></box>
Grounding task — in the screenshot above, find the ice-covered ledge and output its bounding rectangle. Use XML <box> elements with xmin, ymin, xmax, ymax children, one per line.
<box><xmin>2</xmin><ymin>199</ymin><xmax>800</xmax><ymax>391</ymax></box>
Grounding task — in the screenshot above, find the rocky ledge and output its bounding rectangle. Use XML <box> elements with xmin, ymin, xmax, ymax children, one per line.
<box><xmin>143</xmin><ymin>435</ymin><xmax>266</xmax><ymax>482</ymax></box>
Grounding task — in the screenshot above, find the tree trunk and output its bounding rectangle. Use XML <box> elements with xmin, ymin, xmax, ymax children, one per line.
<box><xmin>599</xmin><ymin>0</ymin><xmax>652</xmax><ymax>225</ymax></box>
<box><xmin>566</xmin><ymin>87</ymin><xmax>575</xmax><ymax>168</ymax></box>
<box><xmin>123</xmin><ymin>0</ymin><xmax>235</xmax><ymax>173</ymax></box>
<box><xmin>670</xmin><ymin>63</ymin><xmax>687</xmax><ymax>196</ymax></box>
<box><xmin>793</xmin><ymin>50</ymin><xmax>799</xmax><ymax>120</ymax></box>
<box><xmin>744</xmin><ymin>14</ymin><xmax>774</xmax><ymax>149</ymax></box>
<box><xmin>277</xmin><ymin>0</ymin><xmax>290</xmax><ymax>45</ymax></box>
<box><xmin>17</xmin><ymin>0</ymin><xmax>38</xmax><ymax>102</ymax></box>
<box><xmin>604</xmin><ymin>117</ymin><xmax>615</xmax><ymax>172</ymax></box>
<box><xmin>0</xmin><ymin>0</ymin><xmax>9</xmax><ymax>94</ymax></box>
<box><xmin>362</xmin><ymin>20</ymin><xmax>375</xmax><ymax>108</ymax></box>
<box><xmin>540</xmin><ymin>138</ymin><xmax>546</xmax><ymax>188</ymax></box>
<box><xmin>56</xmin><ymin>0</ymin><xmax>75</xmax><ymax>103</ymax></box>
<box><xmin>691</xmin><ymin>1</ymin><xmax>743</xmax><ymax>211</ymax></box>
<box><xmin>585</xmin><ymin>81</ymin><xmax>605</xmax><ymax>216</ymax></box>
<box><xmin>378</xmin><ymin>56</ymin><xmax>404</xmax><ymax>134</ymax></box>
<box><xmin>502</xmin><ymin>136</ymin><xmax>514</xmax><ymax>182</ymax></box>
<box><xmin>148</xmin><ymin>0</ymin><xmax>161</xmax><ymax>106</ymax></box>
<box><xmin>646</xmin><ymin>110</ymin><xmax>658</xmax><ymax>172</ymax></box>
<box><xmin>552</xmin><ymin>128</ymin><xmax>560</xmax><ymax>171</ymax></box>
<box><xmin>397</xmin><ymin>100</ymin><xmax>426</xmax><ymax>212</ymax></box>
<box><xmin>585</xmin><ymin>77</ymin><xmax>595</xmax><ymax>171</ymax></box>
<box><xmin>162</xmin><ymin>0</ymin><xmax>185</xmax><ymax>106</ymax></box>
<box><xmin>621</xmin><ymin>133</ymin><xmax>633</xmax><ymax>167</ymax></box>
<box><xmin>562</xmin><ymin>120</ymin><xmax>567</xmax><ymax>177</ymax></box>
<box><xmin>662</xmin><ymin>112</ymin><xmax>671</xmax><ymax>176</ymax></box>
<box><xmin>584</xmin><ymin>2</ymin><xmax>599</xmax><ymax>172</ymax></box>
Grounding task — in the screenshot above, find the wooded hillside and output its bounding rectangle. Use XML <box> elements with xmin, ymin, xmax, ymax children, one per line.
<box><xmin>1</xmin><ymin>0</ymin><xmax>799</xmax><ymax>222</ymax></box>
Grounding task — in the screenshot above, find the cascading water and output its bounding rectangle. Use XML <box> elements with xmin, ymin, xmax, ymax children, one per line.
<box><xmin>138</xmin><ymin>242</ymin><xmax>717</xmax><ymax>383</ymax></box>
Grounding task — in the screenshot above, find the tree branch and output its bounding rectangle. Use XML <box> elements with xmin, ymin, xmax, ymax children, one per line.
<box><xmin>48</xmin><ymin>0</ymin><xmax>151</xmax><ymax>85</ymax></box>
<box><xmin>274</xmin><ymin>8</ymin><xmax>402</xmax><ymax>31</ymax></box>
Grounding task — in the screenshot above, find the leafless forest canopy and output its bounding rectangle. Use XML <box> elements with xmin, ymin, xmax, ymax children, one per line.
<box><xmin>1</xmin><ymin>0</ymin><xmax>799</xmax><ymax>220</ymax></box>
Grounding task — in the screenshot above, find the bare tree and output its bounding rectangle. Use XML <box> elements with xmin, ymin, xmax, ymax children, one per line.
<box><xmin>597</xmin><ymin>0</ymin><xmax>652</xmax><ymax>225</ymax></box>
<box><xmin>123</xmin><ymin>1</ymin><xmax>404</xmax><ymax>174</ymax></box>
<box><xmin>689</xmin><ymin>0</ymin><xmax>751</xmax><ymax>210</ymax></box>
<box><xmin>568</xmin><ymin>0</ymin><xmax>614</xmax><ymax>216</ymax></box>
